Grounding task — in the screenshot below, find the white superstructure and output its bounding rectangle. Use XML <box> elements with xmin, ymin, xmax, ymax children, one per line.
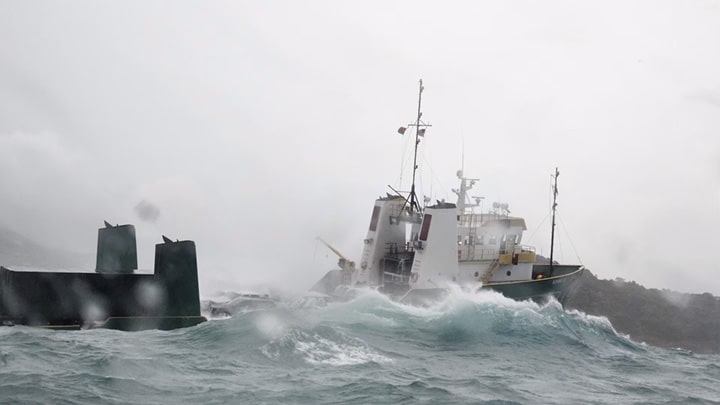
<box><xmin>313</xmin><ymin>80</ymin><xmax>583</xmax><ymax>304</ymax></box>
<box><xmin>345</xmin><ymin>170</ymin><xmax>538</xmax><ymax>299</ymax></box>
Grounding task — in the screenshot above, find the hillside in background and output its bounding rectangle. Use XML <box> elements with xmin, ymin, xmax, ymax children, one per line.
<box><xmin>565</xmin><ymin>270</ymin><xmax>720</xmax><ymax>354</ymax></box>
<box><xmin>0</xmin><ymin>226</ymin><xmax>92</xmax><ymax>269</ymax></box>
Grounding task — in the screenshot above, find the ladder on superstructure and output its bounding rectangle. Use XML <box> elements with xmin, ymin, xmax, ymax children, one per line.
<box><xmin>480</xmin><ymin>258</ymin><xmax>500</xmax><ymax>284</ymax></box>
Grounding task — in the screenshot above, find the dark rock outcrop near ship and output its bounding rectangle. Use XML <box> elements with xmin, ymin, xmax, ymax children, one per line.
<box><xmin>565</xmin><ymin>270</ymin><xmax>720</xmax><ymax>354</ymax></box>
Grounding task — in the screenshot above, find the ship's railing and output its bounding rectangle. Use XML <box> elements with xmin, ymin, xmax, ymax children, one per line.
<box><xmin>459</xmin><ymin>244</ymin><xmax>536</xmax><ymax>261</ymax></box>
<box><xmin>458</xmin><ymin>212</ymin><xmax>514</xmax><ymax>226</ymax></box>
<box><xmin>517</xmin><ymin>244</ymin><xmax>535</xmax><ymax>253</ymax></box>
<box><xmin>384</xmin><ymin>242</ymin><xmax>414</xmax><ymax>257</ymax></box>
<box><xmin>388</xmin><ymin>204</ymin><xmax>422</xmax><ymax>224</ymax></box>
<box><xmin>388</xmin><ymin>204</ymin><xmax>404</xmax><ymax>220</ymax></box>
<box><xmin>498</xmin><ymin>244</ymin><xmax>535</xmax><ymax>255</ymax></box>
<box><xmin>383</xmin><ymin>271</ymin><xmax>408</xmax><ymax>284</ymax></box>
<box><xmin>458</xmin><ymin>213</ymin><xmax>483</xmax><ymax>227</ymax></box>
<box><xmin>459</xmin><ymin>248</ymin><xmax>498</xmax><ymax>262</ymax></box>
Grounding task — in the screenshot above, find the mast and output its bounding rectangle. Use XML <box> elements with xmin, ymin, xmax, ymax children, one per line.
<box><xmin>404</xmin><ymin>79</ymin><xmax>429</xmax><ymax>214</ymax></box>
<box><xmin>549</xmin><ymin>167</ymin><xmax>559</xmax><ymax>272</ymax></box>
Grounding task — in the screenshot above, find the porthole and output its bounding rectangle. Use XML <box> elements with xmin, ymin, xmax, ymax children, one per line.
<box><xmin>474</xmin><ymin>272</ymin><xmax>479</xmax><ymax>277</ymax></box>
<box><xmin>506</xmin><ymin>270</ymin><xmax>511</xmax><ymax>277</ymax></box>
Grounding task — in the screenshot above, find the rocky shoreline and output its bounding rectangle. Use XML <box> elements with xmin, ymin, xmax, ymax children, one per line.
<box><xmin>565</xmin><ymin>270</ymin><xmax>720</xmax><ymax>354</ymax></box>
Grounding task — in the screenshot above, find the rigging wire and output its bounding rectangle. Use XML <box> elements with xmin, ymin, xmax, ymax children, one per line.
<box><xmin>556</xmin><ymin>227</ymin><xmax>564</xmax><ymax>263</ymax></box>
<box><xmin>419</xmin><ymin>149</ymin><xmax>449</xmax><ymax>203</ymax></box>
<box><xmin>397</xmin><ymin>127</ymin><xmax>412</xmax><ymax>189</ymax></box>
<box><xmin>526</xmin><ymin>174</ymin><xmax>555</xmax><ymax>248</ymax></box>
<box><xmin>548</xmin><ymin>180</ymin><xmax>553</xmax><ymax>213</ymax></box>
<box><xmin>312</xmin><ymin>237</ymin><xmax>318</xmax><ymax>264</ymax></box>
<box><xmin>558</xmin><ymin>213</ymin><xmax>584</xmax><ymax>265</ymax></box>
<box><xmin>526</xmin><ymin>212</ymin><xmax>551</xmax><ymax>244</ymax></box>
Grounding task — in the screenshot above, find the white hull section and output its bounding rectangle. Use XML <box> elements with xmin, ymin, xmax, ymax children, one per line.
<box><xmin>354</xmin><ymin>197</ymin><xmax>407</xmax><ymax>286</ymax></box>
<box><xmin>409</xmin><ymin>205</ymin><xmax>459</xmax><ymax>290</ymax></box>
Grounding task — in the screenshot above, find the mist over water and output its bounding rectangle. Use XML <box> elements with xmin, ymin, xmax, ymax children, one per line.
<box><xmin>1</xmin><ymin>3</ymin><xmax>720</xmax><ymax>402</ymax></box>
<box><xmin>2</xmin><ymin>289</ymin><xmax>718</xmax><ymax>404</ymax></box>
<box><xmin>2</xmin><ymin>0</ymin><xmax>720</xmax><ymax>295</ymax></box>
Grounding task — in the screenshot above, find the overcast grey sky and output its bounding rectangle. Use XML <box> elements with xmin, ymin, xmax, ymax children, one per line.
<box><xmin>1</xmin><ymin>1</ymin><xmax>719</xmax><ymax>295</ymax></box>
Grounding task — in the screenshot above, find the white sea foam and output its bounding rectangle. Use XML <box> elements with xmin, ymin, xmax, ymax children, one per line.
<box><xmin>260</xmin><ymin>328</ymin><xmax>392</xmax><ymax>366</ymax></box>
<box><xmin>564</xmin><ymin>308</ymin><xmax>615</xmax><ymax>330</ymax></box>
<box><xmin>383</xmin><ymin>284</ymin><xmax>543</xmax><ymax>320</ymax></box>
<box><xmin>254</xmin><ymin>313</ymin><xmax>287</xmax><ymax>339</ymax></box>
<box><xmin>293</xmin><ymin>333</ymin><xmax>392</xmax><ymax>366</ymax></box>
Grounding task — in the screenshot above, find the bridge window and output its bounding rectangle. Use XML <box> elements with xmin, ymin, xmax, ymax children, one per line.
<box><xmin>419</xmin><ymin>214</ymin><xmax>432</xmax><ymax>241</ymax></box>
<box><xmin>369</xmin><ymin>206</ymin><xmax>381</xmax><ymax>231</ymax></box>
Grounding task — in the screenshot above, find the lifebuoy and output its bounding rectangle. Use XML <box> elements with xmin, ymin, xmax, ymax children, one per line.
<box><xmin>410</xmin><ymin>272</ymin><xmax>419</xmax><ymax>283</ymax></box>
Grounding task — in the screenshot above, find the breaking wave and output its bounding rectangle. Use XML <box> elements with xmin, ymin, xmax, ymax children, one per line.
<box><xmin>2</xmin><ymin>289</ymin><xmax>719</xmax><ymax>404</ymax></box>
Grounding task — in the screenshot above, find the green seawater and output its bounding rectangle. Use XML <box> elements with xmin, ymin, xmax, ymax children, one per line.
<box><xmin>1</xmin><ymin>290</ymin><xmax>719</xmax><ymax>404</ymax></box>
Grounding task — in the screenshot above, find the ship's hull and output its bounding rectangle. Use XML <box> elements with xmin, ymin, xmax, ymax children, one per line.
<box><xmin>397</xmin><ymin>265</ymin><xmax>584</xmax><ymax>305</ymax></box>
<box><xmin>482</xmin><ymin>264</ymin><xmax>585</xmax><ymax>304</ymax></box>
<box><xmin>319</xmin><ymin>264</ymin><xmax>585</xmax><ymax>306</ymax></box>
